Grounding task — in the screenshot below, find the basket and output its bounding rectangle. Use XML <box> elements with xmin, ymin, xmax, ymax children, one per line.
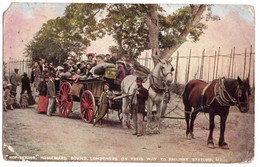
<box><xmin>105</xmin><ymin>67</ymin><xmax>116</xmax><ymax>79</ymax></box>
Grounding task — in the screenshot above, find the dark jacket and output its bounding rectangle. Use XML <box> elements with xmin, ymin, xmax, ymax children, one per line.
<box><xmin>125</xmin><ymin>65</ymin><xmax>134</xmax><ymax>76</ymax></box>
<box><xmin>21</xmin><ymin>76</ymin><xmax>31</xmax><ymax>94</ymax></box>
<box><xmin>38</xmin><ymin>81</ymin><xmax>48</xmax><ymax>96</ymax></box>
<box><xmin>110</xmin><ymin>56</ymin><xmax>118</xmax><ymax>64</ymax></box>
<box><xmin>47</xmin><ymin>79</ymin><xmax>56</xmax><ymax>98</ymax></box>
<box><xmin>114</xmin><ymin>66</ymin><xmax>126</xmax><ymax>86</ymax></box>
<box><xmin>131</xmin><ymin>85</ymin><xmax>148</xmax><ymax>113</ymax></box>
<box><xmin>31</xmin><ymin>70</ymin><xmax>35</xmax><ymax>83</ymax></box>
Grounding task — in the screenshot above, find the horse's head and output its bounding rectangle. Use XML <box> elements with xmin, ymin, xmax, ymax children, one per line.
<box><xmin>157</xmin><ymin>58</ymin><xmax>174</xmax><ymax>86</ymax></box>
<box><xmin>236</xmin><ymin>76</ymin><xmax>251</xmax><ymax>113</ymax></box>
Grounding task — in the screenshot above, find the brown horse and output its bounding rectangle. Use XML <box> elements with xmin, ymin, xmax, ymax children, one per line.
<box><xmin>182</xmin><ymin>77</ymin><xmax>250</xmax><ymax>149</ymax></box>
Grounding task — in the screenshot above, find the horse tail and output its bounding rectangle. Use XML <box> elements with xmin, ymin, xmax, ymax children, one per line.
<box><xmin>182</xmin><ymin>83</ymin><xmax>192</xmax><ymax>112</ymax></box>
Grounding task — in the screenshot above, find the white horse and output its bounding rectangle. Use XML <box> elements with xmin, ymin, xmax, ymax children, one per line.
<box><xmin>121</xmin><ymin>58</ymin><xmax>174</xmax><ymax>134</ymax></box>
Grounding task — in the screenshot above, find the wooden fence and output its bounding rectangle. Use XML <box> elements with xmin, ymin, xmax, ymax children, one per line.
<box><xmin>5</xmin><ymin>60</ymin><xmax>32</xmax><ymax>78</ymax></box>
<box><xmin>137</xmin><ymin>45</ymin><xmax>255</xmax><ymax>86</ymax></box>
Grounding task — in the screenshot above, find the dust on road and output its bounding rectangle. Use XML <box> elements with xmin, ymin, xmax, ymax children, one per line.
<box><xmin>2</xmin><ymin>94</ymin><xmax>254</xmax><ymax>163</ymax></box>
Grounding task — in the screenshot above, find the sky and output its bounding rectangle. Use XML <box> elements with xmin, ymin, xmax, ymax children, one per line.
<box><xmin>3</xmin><ymin>3</ymin><xmax>255</xmax><ymax>62</ymax></box>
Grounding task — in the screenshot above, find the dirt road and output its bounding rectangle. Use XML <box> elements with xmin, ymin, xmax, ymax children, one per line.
<box><xmin>3</xmin><ymin>93</ymin><xmax>254</xmax><ymax>163</ymax></box>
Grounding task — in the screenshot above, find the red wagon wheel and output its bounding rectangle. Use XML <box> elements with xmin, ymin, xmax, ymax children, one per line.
<box><xmin>80</xmin><ymin>90</ymin><xmax>95</xmax><ymax>123</ymax></box>
<box><xmin>58</xmin><ymin>82</ymin><xmax>73</xmax><ymax>117</ymax></box>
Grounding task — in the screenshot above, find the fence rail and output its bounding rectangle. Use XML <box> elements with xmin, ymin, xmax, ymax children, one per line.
<box><xmin>137</xmin><ymin>45</ymin><xmax>255</xmax><ymax>86</ymax></box>
<box><xmin>5</xmin><ymin>60</ymin><xmax>32</xmax><ymax>78</ymax></box>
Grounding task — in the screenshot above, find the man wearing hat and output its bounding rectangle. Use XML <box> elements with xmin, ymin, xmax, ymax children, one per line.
<box><xmin>96</xmin><ymin>54</ymin><xmax>105</xmax><ymax>64</ymax></box>
<box><xmin>93</xmin><ymin>83</ymin><xmax>115</xmax><ymax>126</ymax></box>
<box><xmin>114</xmin><ymin>60</ymin><xmax>126</xmax><ymax>90</ymax></box>
<box><xmin>125</xmin><ymin>59</ymin><xmax>134</xmax><ymax>76</ymax></box>
<box><xmin>47</xmin><ymin>74</ymin><xmax>56</xmax><ymax>116</ymax></box>
<box><xmin>130</xmin><ymin>77</ymin><xmax>148</xmax><ymax>137</ymax></box>
<box><xmin>10</xmin><ymin>68</ymin><xmax>20</xmax><ymax>97</ymax></box>
<box><xmin>104</xmin><ymin>54</ymin><xmax>112</xmax><ymax>63</ymax></box>
<box><xmin>110</xmin><ymin>52</ymin><xmax>119</xmax><ymax>65</ymax></box>
<box><xmin>87</xmin><ymin>53</ymin><xmax>94</xmax><ymax>62</ymax></box>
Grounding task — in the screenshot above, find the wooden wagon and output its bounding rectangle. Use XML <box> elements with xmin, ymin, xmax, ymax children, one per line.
<box><xmin>57</xmin><ymin>77</ymin><xmax>123</xmax><ymax>123</ymax></box>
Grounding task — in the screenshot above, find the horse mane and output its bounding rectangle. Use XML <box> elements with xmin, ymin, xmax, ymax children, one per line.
<box><xmin>223</xmin><ymin>78</ymin><xmax>239</xmax><ymax>97</ymax></box>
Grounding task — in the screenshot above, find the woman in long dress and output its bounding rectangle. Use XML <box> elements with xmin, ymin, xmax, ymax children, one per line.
<box><xmin>37</xmin><ymin>76</ymin><xmax>49</xmax><ymax>113</ymax></box>
<box><xmin>21</xmin><ymin>72</ymin><xmax>35</xmax><ymax>106</ymax></box>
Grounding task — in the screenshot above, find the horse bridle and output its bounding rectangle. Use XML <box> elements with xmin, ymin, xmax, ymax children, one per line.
<box><xmin>236</xmin><ymin>85</ymin><xmax>249</xmax><ymax>109</ymax></box>
<box><xmin>215</xmin><ymin>78</ymin><xmax>248</xmax><ymax>108</ymax></box>
<box><xmin>150</xmin><ymin>65</ymin><xmax>172</xmax><ymax>91</ymax></box>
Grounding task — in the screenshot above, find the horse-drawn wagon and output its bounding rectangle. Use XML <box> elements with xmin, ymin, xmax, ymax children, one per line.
<box><xmin>57</xmin><ymin>70</ymin><xmax>123</xmax><ymax>123</ymax></box>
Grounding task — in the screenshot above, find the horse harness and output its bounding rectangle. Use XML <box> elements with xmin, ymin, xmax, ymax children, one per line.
<box><xmin>148</xmin><ymin>72</ymin><xmax>171</xmax><ymax>103</ymax></box>
<box><xmin>193</xmin><ymin>77</ymin><xmax>243</xmax><ymax>113</ymax></box>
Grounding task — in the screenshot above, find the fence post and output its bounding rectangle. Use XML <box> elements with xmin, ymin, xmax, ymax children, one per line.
<box><xmin>200</xmin><ymin>49</ymin><xmax>205</xmax><ymax>79</ymax></box>
<box><xmin>9</xmin><ymin>58</ymin><xmax>11</xmax><ymax>77</ymax></box>
<box><xmin>243</xmin><ymin>48</ymin><xmax>247</xmax><ymax>79</ymax></box>
<box><xmin>215</xmin><ymin>47</ymin><xmax>220</xmax><ymax>79</ymax></box>
<box><xmin>248</xmin><ymin>45</ymin><xmax>252</xmax><ymax>79</ymax></box>
<box><xmin>213</xmin><ymin>51</ymin><xmax>217</xmax><ymax>80</ymax></box>
<box><xmin>174</xmin><ymin>51</ymin><xmax>179</xmax><ymax>84</ymax></box>
<box><xmin>231</xmin><ymin>47</ymin><xmax>235</xmax><ymax>78</ymax></box>
<box><xmin>20</xmin><ymin>61</ymin><xmax>22</xmax><ymax>74</ymax></box>
<box><xmin>253</xmin><ymin>55</ymin><xmax>255</xmax><ymax>87</ymax></box>
<box><xmin>186</xmin><ymin>49</ymin><xmax>192</xmax><ymax>83</ymax></box>
<box><xmin>207</xmin><ymin>56</ymin><xmax>210</xmax><ymax>82</ymax></box>
<box><xmin>228</xmin><ymin>49</ymin><xmax>232</xmax><ymax>78</ymax></box>
<box><xmin>145</xmin><ymin>52</ymin><xmax>148</xmax><ymax>67</ymax></box>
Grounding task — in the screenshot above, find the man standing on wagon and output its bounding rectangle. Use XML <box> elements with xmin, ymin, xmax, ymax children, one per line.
<box><xmin>114</xmin><ymin>60</ymin><xmax>125</xmax><ymax>90</ymax></box>
<box><xmin>131</xmin><ymin>77</ymin><xmax>148</xmax><ymax>137</ymax></box>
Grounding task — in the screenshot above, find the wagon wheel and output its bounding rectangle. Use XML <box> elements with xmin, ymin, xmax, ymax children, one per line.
<box><xmin>58</xmin><ymin>82</ymin><xmax>73</xmax><ymax>117</ymax></box>
<box><xmin>117</xmin><ymin>109</ymin><xmax>123</xmax><ymax>122</ymax></box>
<box><xmin>80</xmin><ymin>90</ymin><xmax>95</xmax><ymax>123</ymax></box>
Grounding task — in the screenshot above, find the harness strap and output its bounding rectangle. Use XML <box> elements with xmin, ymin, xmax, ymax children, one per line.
<box><xmin>200</xmin><ymin>82</ymin><xmax>214</xmax><ymax>112</ymax></box>
<box><xmin>214</xmin><ymin>78</ymin><xmax>237</xmax><ymax>106</ymax></box>
<box><xmin>149</xmin><ymin>75</ymin><xmax>165</xmax><ymax>93</ymax></box>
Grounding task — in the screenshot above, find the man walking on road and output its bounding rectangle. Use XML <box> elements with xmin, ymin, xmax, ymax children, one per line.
<box><xmin>47</xmin><ymin>75</ymin><xmax>56</xmax><ymax>116</ymax></box>
<box><xmin>130</xmin><ymin>77</ymin><xmax>148</xmax><ymax>137</ymax></box>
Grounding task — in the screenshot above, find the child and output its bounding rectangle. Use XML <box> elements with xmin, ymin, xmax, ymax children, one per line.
<box><xmin>21</xmin><ymin>90</ymin><xmax>29</xmax><ymax>108</ymax></box>
<box><xmin>4</xmin><ymin>84</ymin><xmax>15</xmax><ymax>111</ymax></box>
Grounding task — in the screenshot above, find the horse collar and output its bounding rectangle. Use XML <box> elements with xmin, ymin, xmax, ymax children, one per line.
<box><xmin>214</xmin><ymin>78</ymin><xmax>238</xmax><ymax>106</ymax></box>
<box><xmin>149</xmin><ymin>74</ymin><xmax>166</xmax><ymax>93</ymax></box>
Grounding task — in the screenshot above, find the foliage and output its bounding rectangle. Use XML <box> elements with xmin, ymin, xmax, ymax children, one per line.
<box><xmin>25</xmin><ymin>3</ymin><xmax>219</xmax><ymax>66</ymax></box>
<box><xmin>25</xmin><ymin>4</ymin><xmax>105</xmax><ymax>65</ymax></box>
<box><xmin>101</xmin><ymin>4</ymin><xmax>149</xmax><ymax>59</ymax></box>
<box><xmin>158</xmin><ymin>5</ymin><xmax>220</xmax><ymax>52</ymax></box>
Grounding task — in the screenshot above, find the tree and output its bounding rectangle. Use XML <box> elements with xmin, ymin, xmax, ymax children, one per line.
<box><xmin>25</xmin><ymin>4</ymin><xmax>106</xmax><ymax>65</ymax></box>
<box><xmin>25</xmin><ymin>4</ymin><xmax>219</xmax><ymax>71</ymax></box>
<box><xmin>103</xmin><ymin>4</ymin><xmax>219</xmax><ymax>72</ymax></box>
<box><xmin>140</xmin><ymin>4</ymin><xmax>220</xmax><ymax>66</ymax></box>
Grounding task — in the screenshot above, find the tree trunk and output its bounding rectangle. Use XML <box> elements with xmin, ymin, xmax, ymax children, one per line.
<box><xmin>162</xmin><ymin>5</ymin><xmax>206</xmax><ymax>59</ymax></box>
<box><xmin>144</xmin><ymin>5</ymin><xmax>160</xmax><ymax>66</ymax></box>
<box><xmin>132</xmin><ymin>59</ymin><xmax>150</xmax><ymax>75</ymax></box>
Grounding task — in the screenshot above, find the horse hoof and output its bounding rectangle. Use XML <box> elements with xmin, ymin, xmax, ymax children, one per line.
<box><xmin>220</xmin><ymin>144</ymin><xmax>229</xmax><ymax>150</ymax></box>
<box><xmin>153</xmin><ymin>130</ymin><xmax>160</xmax><ymax>134</ymax></box>
<box><xmin>146</xmin><ymin>131</ymin><xmax>152</xmax><ymax>136</ymax></box>
<box><xmin>187</xmin><ymin>134</ymin><xmax>192</xmax><ymax>140</ymax></box>
<box><xmin>207</xmin><ymin>143</ymin><xmax>215</xmax><ymax>149</ymax></box>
